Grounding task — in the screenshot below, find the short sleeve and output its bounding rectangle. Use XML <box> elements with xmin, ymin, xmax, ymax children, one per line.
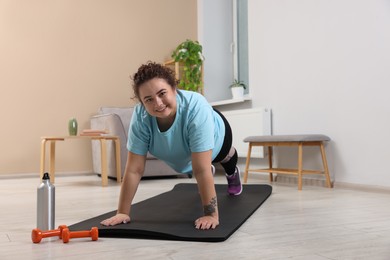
<box><xmin>127</xmin><ymin>106</ymin><xmax>150</xmax><ymax>155</ymax></box>
<box><xmin>187</xmin><ymin>103</ymin><xmax>215</xmax><ymax>153</ymax></box>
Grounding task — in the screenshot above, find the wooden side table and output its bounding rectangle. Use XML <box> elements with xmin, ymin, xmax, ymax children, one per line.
<box><xmin>40</xmin><ymin>135</ymin><xmax>121</xmax><ymax>187</ymax></box>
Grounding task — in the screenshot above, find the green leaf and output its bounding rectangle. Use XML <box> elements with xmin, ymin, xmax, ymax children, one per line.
<box><xmin>171</xmin><ymin>39</ymin><xmax>204</xmax><ymax>92</ymax></box>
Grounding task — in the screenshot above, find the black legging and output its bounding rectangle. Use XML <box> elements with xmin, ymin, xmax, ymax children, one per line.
<box><xmin>213</xmin><ymin>109</ymin><xmax>238</xmax><ymax>175</ymax></box>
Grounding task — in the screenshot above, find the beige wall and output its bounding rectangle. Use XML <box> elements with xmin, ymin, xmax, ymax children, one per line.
<box><xmin>0</xmin><ymin>0</ymin><xmax>197</xmax><ymax>174</ymax></box>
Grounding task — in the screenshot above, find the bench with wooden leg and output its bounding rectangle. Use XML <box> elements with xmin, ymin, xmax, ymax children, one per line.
<box><xmin>243</xmin><ymin>134</ymin><xmax>332</xmax><ymax>190</ymax></box>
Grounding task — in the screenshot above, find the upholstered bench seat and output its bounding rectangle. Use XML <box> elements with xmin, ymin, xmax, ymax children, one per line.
<box><xmin>244</xmin><ymin>134</ymin><xmax>330</xmax><ymax>143</ymax></box>
<box><xmin>243</xmin><ymin>134</ymin><xmax>332</xmax><ymax>190</ymax></box>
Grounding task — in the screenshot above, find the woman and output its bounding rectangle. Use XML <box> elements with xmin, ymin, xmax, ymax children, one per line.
<box><xmin>101</xmin><ymin>62</ymin><xmax>242</xmax><ymax>230</ymax></box>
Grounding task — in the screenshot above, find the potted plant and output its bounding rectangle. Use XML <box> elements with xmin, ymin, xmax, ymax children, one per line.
<box><xmin>229</xmin><ymin>79</ymin><xmax>247</xmax><ymax>99</ymax></box>
<box><xmin>171</xmin><ymin>39</ymin><xmax>204</xmax><ymax>93</ymax></box>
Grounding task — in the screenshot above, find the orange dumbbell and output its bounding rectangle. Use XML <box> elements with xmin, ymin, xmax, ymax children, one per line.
<box><xmin>31</xmin><ymin>225</ymin><xmax>68</xmax><ymax>243</ymax></box>
<box><xmin>61</xmin><ymin>227</ymin><xmax>99</xmax><ymax>243</ymax></box>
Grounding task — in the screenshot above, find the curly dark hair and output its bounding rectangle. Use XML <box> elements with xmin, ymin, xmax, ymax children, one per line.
<box><xmin>131</xmin><ymin>61</ymin><xmax>178</xmax><ymax>102</ymax></box>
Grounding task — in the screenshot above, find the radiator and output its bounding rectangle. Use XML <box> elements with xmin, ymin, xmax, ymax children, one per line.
<box><xmin>221</xmin><ymin>108</ymin><xmax>272</xmax><ymax>158</ymax></box>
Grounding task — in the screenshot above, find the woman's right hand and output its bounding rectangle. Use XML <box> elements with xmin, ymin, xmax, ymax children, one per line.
<box><xmin>100</xmin><ymin>213</ymin><xmax>130</xmax><ymax>226</ymax></box>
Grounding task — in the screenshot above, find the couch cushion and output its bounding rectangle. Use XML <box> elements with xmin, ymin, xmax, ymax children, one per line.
<box><xmin>99</xmin><ymin>107</ymin><xmax>134</xmax><ymax>134</ymax></box>
<box><xmin>98</xmin><ymin>107</ymin><xmax>156</xmax><ymax>159</ymax></box>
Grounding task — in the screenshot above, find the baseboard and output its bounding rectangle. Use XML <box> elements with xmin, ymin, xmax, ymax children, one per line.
<box><xmin>0</xmin><ymin>171</ymin><xmax>95</xmax><ymax>180</ymax></box>
<box><xmin>272</xmin><ymin>174</ymin><xmax>390</xmax><ymax>193</ymax></box>
<box><xmin>3</xmin><ymin>171</ymin><xmax>390</xmax><ymax>194</ymax></box>
<box><xmin>52</xmin><ymin>171</ymin><xmax>95</xmax><ymax>177</ymax></box>
<box><xmin>334</xmin><ymin>181</ymin><xmax>390</xmax><ymax>194</ymax></box>
<box><xmin>274</xmin><ymin>174</ymin><xmax>331</xmax><ymax>188</ymax></box>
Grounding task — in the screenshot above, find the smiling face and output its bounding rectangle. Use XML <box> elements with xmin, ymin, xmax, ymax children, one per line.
<box><xmin>139</xmin><ymin>78</ymin><xmax>177</xmax><ymax>121</ymax></box>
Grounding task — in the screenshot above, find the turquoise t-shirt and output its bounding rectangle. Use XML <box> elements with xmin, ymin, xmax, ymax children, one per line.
<box><xmin>127</xmin><ymin>90</ymin><xmax>225</xmax><ymax>174</ymax></box>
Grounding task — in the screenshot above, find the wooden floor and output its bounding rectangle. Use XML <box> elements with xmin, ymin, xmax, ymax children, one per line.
<box><xmin>1</xmin><ymin>172</ymin><xmax>390</xmax><ymax>260</ymax></box>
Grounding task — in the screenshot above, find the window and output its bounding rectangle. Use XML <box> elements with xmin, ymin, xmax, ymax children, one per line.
<box><xmin>235</xmin><ymin>0</ymin><xmax>249</xmax><ymax>95</ymax></box>
<box><xmin>199</xmin><ymin>0</ymin><xmax>249</xmax><ymax>104</ymax></box>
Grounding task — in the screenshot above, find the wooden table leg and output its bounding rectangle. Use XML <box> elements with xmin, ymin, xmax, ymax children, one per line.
<box><xmin>114</xmin><ymin>138</ymin><xmax>122</xmax><ymax>183</ymax></box>
<box><xmin>268</xmin><ymin>146</ymin><xmax>274</xmax><ymax>182</ymax></box>
<box><xmin>49</xmin><ymin>141</ymin><xmax>56</xmax><ymax>183</ymax></box>
<box><xmin>320</xmin><ymin>143</ymin><xmax>332</xmax><ymax>188</ymax></box>
<box><xmin>40</xmin><ymin>139</ymin><xmax>47</xmax><ymax>180</ymax></box>
<box><xmin>297</xmin><ymin>143</ymin><xmax>303</xmax><ymax>190</ymax></box>
<box><xmin>243</xmin><ymin>143</ymin><xmax>253</xmax><ymax>183</ymax></box>
<box><xmin>99</xmin><ymin>139</ymin><xmax>108</xmax><ymax>187</ymax></box>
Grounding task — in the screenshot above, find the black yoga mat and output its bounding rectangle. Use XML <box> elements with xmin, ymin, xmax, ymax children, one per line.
<box><xmin>69</xmin><ymin>183</ymin><xmax>272</xmax><ymax>242</ymax></box>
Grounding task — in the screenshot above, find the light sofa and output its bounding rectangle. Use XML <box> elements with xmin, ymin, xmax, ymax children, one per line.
<box><xmin>90</xmin><ymin>107</ymin><xmax>182</xmax><ymax>179</ymax></box>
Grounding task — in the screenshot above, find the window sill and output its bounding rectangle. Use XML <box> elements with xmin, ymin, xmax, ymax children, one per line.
<box><xmin>209</xmin><ymin>95</ymin><xmax>252</xmax><ymax>107</ymax></box>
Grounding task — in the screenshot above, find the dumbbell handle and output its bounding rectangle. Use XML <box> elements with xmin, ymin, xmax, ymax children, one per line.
<box><xmin>31</xmin><ymin>225</ymin><xmax>68</xmax><ymax>243</ymax></box>
<box><xmin>62</xmin><ymin>227</ymin><xmax>99</xmax><ymax>243</ymax></box>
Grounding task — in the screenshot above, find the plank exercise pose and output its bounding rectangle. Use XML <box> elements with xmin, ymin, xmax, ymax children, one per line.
<box><xmin>101</xmin><ymin>62</ymin><xmax>242</xmax><ymax>230</ymax></box>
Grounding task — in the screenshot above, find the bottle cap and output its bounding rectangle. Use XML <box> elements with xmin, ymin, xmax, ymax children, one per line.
<box><xmin>42</xmin><ymin>172</ymin><xmax>50</xmax><ymax>180</ymax></box>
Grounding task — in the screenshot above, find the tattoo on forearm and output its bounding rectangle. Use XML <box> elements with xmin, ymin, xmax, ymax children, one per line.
<box><xmin>203</xmin><ymin>196</ymin><xmax>217</xmax><ymax>216</ymax></box>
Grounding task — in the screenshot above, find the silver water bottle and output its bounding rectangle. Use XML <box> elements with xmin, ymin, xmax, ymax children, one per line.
<box><xmin>37</xmin><ymin>172</ymin><xmax>55</xmax><ymax>230</ymax></box>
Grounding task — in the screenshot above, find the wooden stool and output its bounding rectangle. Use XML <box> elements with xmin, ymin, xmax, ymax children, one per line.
<box><xmin>243</xmin><ymin>134</ymin><xmax>332</xmax><ymax>190</ymax></box>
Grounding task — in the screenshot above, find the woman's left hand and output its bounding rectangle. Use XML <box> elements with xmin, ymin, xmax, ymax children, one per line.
<box><xmin>194</xmin><ymin>215</ymin><xmax>219</xmax><ymax>230</ymax></box>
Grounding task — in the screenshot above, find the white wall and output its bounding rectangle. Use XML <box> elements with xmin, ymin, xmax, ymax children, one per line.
<box><xmin>248</xmin><ymin>0</ymin><xmax>390</xmax><ymax>187</ymax></box>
